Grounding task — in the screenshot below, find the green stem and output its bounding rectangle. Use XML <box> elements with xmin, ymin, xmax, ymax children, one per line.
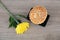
<box><xmin>0</xmin><ymin>0</ymin><xmax>19</xmax><ymax>24</ymax></box>
<box><xmin>16</xmin><ymin>14</ymin><xmax>27</xmax><ymax>18</ymax></box>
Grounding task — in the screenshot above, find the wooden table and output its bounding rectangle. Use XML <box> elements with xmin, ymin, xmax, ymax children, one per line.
<box><xmin>0</xmin><ymin>0</ymin><xmax>60</xmax><ymax>40</ymax></box>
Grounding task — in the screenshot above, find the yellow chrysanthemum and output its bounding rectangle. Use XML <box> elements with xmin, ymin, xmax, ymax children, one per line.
<box><xmin>15</xmin><ymin>22</ymin><xmax>29</xmax><ymax>34</ymax></box>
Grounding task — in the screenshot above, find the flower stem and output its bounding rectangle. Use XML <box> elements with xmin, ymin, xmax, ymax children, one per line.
<box><xmin>0</xmin><ymin>0</ymin><xmax>19</xmax><ymax>24</ymax></box>
<box><xmin>16</xmin><ymin>14</ymin><xmax>27</xmax><ymax>18</ymax></box>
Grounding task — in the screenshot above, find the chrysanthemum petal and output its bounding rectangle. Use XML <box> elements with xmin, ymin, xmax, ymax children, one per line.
<box><xmin>15</xmin><ymin>22</ymin><xmax>29</xmax><ymax>34</ymax></box>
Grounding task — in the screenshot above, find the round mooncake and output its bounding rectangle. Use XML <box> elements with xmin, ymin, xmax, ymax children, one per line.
<box><xmin>29</xmin><ymin>6</ymin><xmax>47</xmax><ymax>24</ymax></box>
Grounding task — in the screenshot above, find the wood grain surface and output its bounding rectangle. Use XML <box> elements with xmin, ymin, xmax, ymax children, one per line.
<box><xmin>0</xmin><ymin>0</ymin><xmax>60</xmax><ymax>40</ymax></box>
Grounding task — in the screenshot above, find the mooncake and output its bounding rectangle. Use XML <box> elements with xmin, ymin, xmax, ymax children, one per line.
<box><xmin>29</xmin><ymin>6</ymin><xmax>48</xmax><ymax>24</ymax></box>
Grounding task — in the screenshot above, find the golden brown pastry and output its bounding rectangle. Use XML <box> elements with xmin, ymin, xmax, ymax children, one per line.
<box><xmin>29</xmin><ymin>5</ymin><xmax>47</xmax><ymax>24</ymax></box>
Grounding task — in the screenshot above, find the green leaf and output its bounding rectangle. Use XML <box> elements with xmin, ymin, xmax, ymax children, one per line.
<box><xmin>9</xmin><ymin>16</ymin><xmax>13</xmax><ymax>22</ymax></box>
<box><xmin>9</xmin><ymin>16</ymin><xmax>11</xmax><ymax>22</ymax></box>
<box><xmin>9</xmin><ymin>22</ymin><xmax>13</xmax><ymax>28</ymax></box>
<box><xmin>9</xmin><ymin>16</ymin><xmax>17</xmax><ymax>28</ymax></box>
<box><xmin>9</xmin><ymin>16</ymin><xmax>16</xmax><ymax>28</ymax></box>
<box><xmin>12</xmin><ymin>21</ymin><xmax>17</xmax><ymax>28</ymax></box>
<box><xmin>9</xmin><ymin>16</ymin><xmax>21</xmax><ymax>28</ymax></box>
